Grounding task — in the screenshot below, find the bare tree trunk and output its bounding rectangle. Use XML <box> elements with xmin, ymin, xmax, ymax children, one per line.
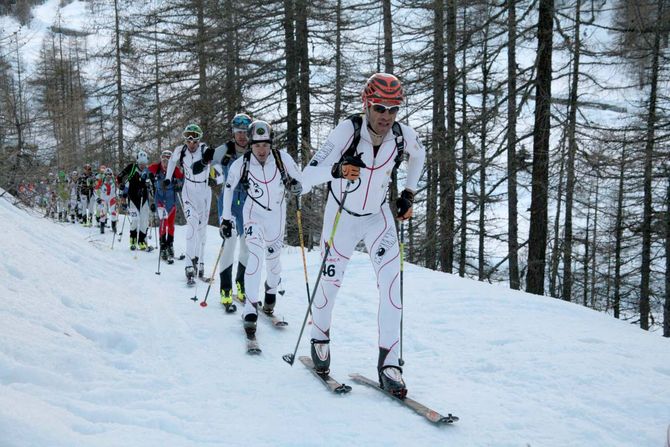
<box><xmin>590</xmin><ymin>171</ymin><xmax>600</xmax><ymax>308</ymax></box>
<box><xmin>153</xmin><ymin>14</ymin><xmax>162</xmax><ymax>154</ymax></box>
<box><xmin>583</xmin><ymin>195</ymin><xmax>590</xmax><ymax>307</ymax></box>
<box><xmin>458</xmin><ymin>30</ymin><xmax>468</xmax><ymax>278</ymax></box>
<box><xmin>113</xmin><ymin>0</ymin><xmax>125</xmax><ymax>164</ymax></box>
<box><xmin>561</xmin><ymin>0</ymin><xmax>581</xmax><ymax>302</ymax></box>
<box><xmin>639</xmin><ymin>0</ymin><xmax>663</xmax><ymax>331</ymax></box>
<box><xmin>333</xmin><ymin>0</ymin><xmax>343</xmax><ymax>125</ymax></box>
<box><xmin>284</xmin><ymin>0</ymin><xmax>298</xmax><ymax>158</ymax></box>
<box><xmin>613</xmin><ymin>144</ymin><xmax>626</xmax><ymax>319</ymax></box>
<box><xmin>478</xmin><ymin>25</ymin><xmax>490</xmax><ymax>281</ymax></box>
<box><xmin>506</xmin><ymin>0</ymin><xmax>520</xmax><ymax>289</ymax></box>
<box><xmin>431</xmin><ymin>0</ymin><xmax>445</xmax><ymax>272</ymax></box>
<box><xmin>664</xmin><ymin>170</ymin><xmax>670</xmax><ymax>337</ymax></box>
<box><xmin>441</xmin><ymin>0</ymin><xmax>457</xmax><ymax>273</ymax></box>
<box><xmin>526</xmin><ymin>0</ymin><xmax>554</xmax><ymax>295</ymax></box>
<box><xmin>196</xmin><ymin>0</ymin><xmax>210</xmax><ymax>134</ymax></box>
<box><xmin>549</xmin><ymin>134</ymin><xmax>567</xmax><ymax>297</ymax></box>
<box><xmin>224</xmin><ymin>0</ymin><xmax>238</xmax><ymax>123</ymax></box>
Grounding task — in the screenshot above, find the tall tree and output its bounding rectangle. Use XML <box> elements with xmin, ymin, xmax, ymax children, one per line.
<box><xmin>506</xmin><ymin>0</ymin><xmax>520</xmax><ymax>289</ymax></box>
<box><xmin>526</xmin><ymin>0</ymin><xmax>554</xmax><ymax>295</ymax></box>
<box><xmin>442</xmin><ymin>0</ymin><xmax>457</xmax><ymax>273</ymax></box>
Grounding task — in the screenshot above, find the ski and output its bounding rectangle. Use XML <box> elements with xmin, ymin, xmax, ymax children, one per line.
<box><xmin>299</xmin><ymin>356</ymin><xmax>351</xmax><ymax>394</ymax></box>
<box><xmin>246</xmin><ymin>335</ymin><xmax>261</xmax><ymax>354</ymax></box>
<box><xmin>348</xmin><ymin>373</ymin><xmax>459</xmax><ymax>425</ymax></box>
<box><xmin>233</xmin><ymin>295</ymin><xmax>287</xmax><ymax>327</ymax></box>
<box><xmin>222</xmin><ymin>302</ymin><xmax>237</xmax><ymax>313</ymax></box>
<box><xmin>186</xmin><ymin>278</ymin><xmax>196</xmax><ymax>287</ymax></box>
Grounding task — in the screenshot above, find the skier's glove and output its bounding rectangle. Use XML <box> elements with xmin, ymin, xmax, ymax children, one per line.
<box><xmin>208</xmin><ymin>176</ymin><xmax>217</xmax><ymax>187</ymax></box>
<box><xmin>163</xmin><ymin>178</ymin><xmax>171</xmax><ymax>187</ymax></box>
<box><xmin>174</xmin><ymin>180</ymin><xmax>183</xmax><ymax>193</ymax></box>
<box><xmin>96</xmin><ymin>198</ymin><xmax>102</xmax><ymax>204</ymax></box>
<box><xmin>288</xmin><ymin>179</ymin><xmax>302</xmax><ymax>196</ymax></box>
<box><xmin>121</xmin><ymin>191</ymin><xmax>128</xmax><ymax>199</ymax></box>
<box><xmin>219</xmin><ymin>219</ymin><xmax>233</xmax><ymax>239</ymax></box>
<box><xmin>331</xmin><ymin>155</ymin><xmax>366</xmax><ymax>181</ymax></box>
<box><xmin>395</xmin><ymin>189</ymin><xmax>415</xmax><ymax>221</ymax></box>
<box><xmin>150</xmin><ymin>203</ymin><xmax>156</xmax><ymax>212</ymax></box>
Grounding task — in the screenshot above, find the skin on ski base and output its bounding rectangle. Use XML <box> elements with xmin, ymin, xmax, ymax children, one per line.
<box><xmin>299</xmin><ymin>356</ymin><xmax>351</xmax><ymax>394</ymax></box>
<box><xmin>349</xmin><ymin>373</ymin><xmax>458</xmax><ymax>424</ymax></box>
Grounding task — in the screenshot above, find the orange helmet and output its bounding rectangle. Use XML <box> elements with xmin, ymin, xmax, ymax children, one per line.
<box><xmin>362</xmin><ymin>73</ymin><xmax>404</xmax><ymax>107</ymax></box>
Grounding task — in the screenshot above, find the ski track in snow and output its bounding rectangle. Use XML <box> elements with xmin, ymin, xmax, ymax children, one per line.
<box><xmin>1</xmin><ymin>189</ymin><xmax>670</xmax><ymax>447</ymax></box>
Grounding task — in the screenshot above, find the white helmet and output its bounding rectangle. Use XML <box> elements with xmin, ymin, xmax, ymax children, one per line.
<box><xmin>247</xmin><ymin>120</ymin><xmax>273</xmax><ymax>145</ymax></box>
<box><xmin>136</xmin><ymin>150</ymin><xmax>148</xmax><ymax>165</ymax></box>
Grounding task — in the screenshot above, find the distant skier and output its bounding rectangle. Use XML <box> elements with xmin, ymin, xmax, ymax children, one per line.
<box><xmin>165</xmin><ymin>124</ymin><xmax>212</xmax><ymax>285</ymax></box>
<box><xmin>94</xmin><ymin>167</ymin><xmax>118</xmax><ymax>234</ymax></box>
<box><xmin>117</xmin><ymin>150</ymin><xmax>155</xmax><ymax>251</ymax></box>
<box><xmin>198</xmin><ymin>113</ymin><xmax>252</xmax><ymax>311</ymax></box>
<box><xmin>301</xmin><ymin>73</ymin><xmax>425</xmax><ymax>397</ymax></box>
<box><xmin>68</xmin><ymin>170</ymin><xmax>79</xmax><ymax>223</ymax></box>
<box><xmin>77</xmin><ymin>164</ymin><xmax>96</xmax><ymax>226</ymax></box>
<box><xmin>220</xmin><ymin>120</ymin><xmax>302</xmax><ymax>338</ymax></box>
<box><xmin>148</xmin><ymin>150</ymin><xmax>183</xmax><ymax>263</ymax></box>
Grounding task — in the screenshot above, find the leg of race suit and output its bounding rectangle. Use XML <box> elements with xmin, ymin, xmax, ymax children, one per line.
<box><xmin>363</xmin><ymin>204</ymin><xmax>402</xmax><ymax>369</ymax></box>
<box><xmin>78</xmin><ymin>195</ymin><xmax>87</xmax><ymax>222</ymax></box>
<box><xmin>219</xmin><ymin>233</ymin><xmax>238</xmax><ymax>292</ymax></box>
<box><xmin>109</xmin><ymin>197</ymin><xmax>117</xmax><ymax>223</ymax></box>
<box><xmin>182</xmin><ymin>188</ymin><xmax>201</xmax><ymax>262</ymax></box>
<box><xmin>309</xmin><ymin>201</ymin><xmax>362</xmax><ymax>342</ymax></box>
<box><xmin>197</xmin><ymin>190</ymin><xmax>212</xmax><ymax>262</ymax></box>
<box><xmin>235</xmin><ymin>234</ymin><xmax>249</xmax><ymax>296</ymax></box>
<box><xmin>87</xmin><ymin>195</ymin><xmax>96</xmax><ymax>223</ymax></box>
<box><xmin>138</xmin><ymin>201</ymin><xmax>150</xmax><ymax>244</ymax></box>
<box><xmin>242</xmin><ymin>217</ymin><xmax>265</xmax><ymax>319</ymax></box>
<box><xmin>129</xmin><ymin>201</ymin><xmax>140</xmax><ymax>242</ymax></box>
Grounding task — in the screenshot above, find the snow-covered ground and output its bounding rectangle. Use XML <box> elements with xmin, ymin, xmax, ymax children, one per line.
<box><xmin>1</xmin><ymin>191</ymin><xmax>669</xmax><ymax>447</ymax></box>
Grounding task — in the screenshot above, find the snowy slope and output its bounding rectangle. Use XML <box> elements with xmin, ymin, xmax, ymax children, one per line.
<box><xmin>1</xmin><ymin>193</ymin><xmax>669</xmax><ymax>447</ymax></box>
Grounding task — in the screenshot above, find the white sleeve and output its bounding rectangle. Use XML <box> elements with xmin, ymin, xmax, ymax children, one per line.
<box><xmin>221</xmin><ymin>157</ymin><xmax>243</xmax><ymax>222</ymax></box>
<box><xmin>402</xmin><ymin>125</ymin><xmax>426</xmax><ymax>193</ymax></box>
<box><xmin>301</xmin><ymin>120</ymin><xmax>355</xmax><ymax>192</ymax></box>
<box><xmin>166</xmin><ymin>146</ymin><xmax>180</xmax><ymax>181</ymax></box>
<box><xmin>280</xmin><ymin>150</ymin><xmax>302</xmax><ymax>183</ymax></box>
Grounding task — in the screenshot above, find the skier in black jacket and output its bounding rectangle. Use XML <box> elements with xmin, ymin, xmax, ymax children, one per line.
<box><xmin>117</xmin><ymin>150</ymin><xmax>155</xmax><ymax>251</ymax></box>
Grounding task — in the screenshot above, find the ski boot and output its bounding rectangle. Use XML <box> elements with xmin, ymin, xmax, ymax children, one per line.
<box><xmin>185</xmin><ymin>259</ymin><xmax>197</xmax><ymax>286</ymax></box>
<box><xmin>100</xmin><ymin>221</ymin><xmax>105</xmax><ymax>234</ymax></box>
<box><xmin>236</xmin><ymin>280</ymin><xmax>245</xmax><ymax>303</ymax></box>
<box><xmin>138</xmin><ymin>241</ymin><xmax>148</xmax><ymax>251</ymax></box>
<box><xmin>220</xmin><ymin>289</ymin><xmax>236</xmax><ymax>313</ymax></box>
<box><xmin>129</xmin><ymin>237</ymin><xmax>137</xmax><ymax>251</ymax></box>
<box><xmin>167</xmin><ymin>245</ymin><xmax>175</xmax><ymax>264</ymax></box>
<box><xmin>262</xmin><ymin>283</ymin><xmax>276</xmax><ymax>315</ymax></box>
<box><xmin>198</xmin><ymin>262</ymin><xmax>205</xmax><ymax>279</ymax></box>
<box><xmin>111</xmin><ymin>221</ymin><xmax>117</xmax><ymax>234</ymax></box>
<box><xmin>378</xmin><ymin>366</ymin><xmax>407</xmax><ymax>399</ymax></box>
<box><xmin>310</xmin><ymin>339</ymin><xmax>331</xmax><ymax>375</ymax></box>
<box><xmin>243</xmin><ymin>312</ymin><xmax>257</xmax><ymax>339</ymax></box>
<box><xmin>160</xmin><ymin>246</ymin><xmax>169</xmax><ymax>261</ymax></box>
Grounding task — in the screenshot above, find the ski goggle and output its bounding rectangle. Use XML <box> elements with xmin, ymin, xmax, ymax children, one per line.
<box><xmin>232</xmin><ymin>115</ymin><xmax>252</xmax><ymax>131</ymax></box>
<box><xmin>369</xmin><ymin>103</ymin><xmax>400</xmax><ymax>114</ymax></box>
<box><xmin>184</xmin><ymin>132</ymin><xmax>200</xmax><ymax>142</ymax></box>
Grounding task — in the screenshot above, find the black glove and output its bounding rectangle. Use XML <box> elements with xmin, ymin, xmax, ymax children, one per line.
<box><xmin>163</xmin><ymin>178</ymin><xmax>171</xmax><ymax>187</ymax></box>
<box><xmin>174</xmin><ymin>180</ymin><xmax>183</xmax><ymax>193</ymax></box>
<box><xmin>288</xmin><ymin>178</ymin><xmax>302</xmax><ymax>196</ymax></box>
<box><xmin>150</xmin><ymin>203</ymin><xmax>156</xmax><ymax>212</ymax></box>
<box><xmin>208</xmin><ymin>176</ymin><xmax>217</xmax><ymax>187</ymax></box>
<box><xmin>219</xmin><ymin>219</ymin><xmax>233</xmax><ymax>239</ymax></box>
<box><xmin>202</xmin><ymin>146</ymin><xmax>214</xmax><ymax>164</ymax></box>
<box><xmin>96</xmin><ymin>198</ymin><xmax>102</xmax><ymax>204</ymax></box>
<box><xmin>332</xmin><ymin>155</ymin><xmax>367</xmax><ymax>180</ymax></box>
<box><xmin>395</xmin><ymin>189</ymin><xmax>415</xmax><ymax>220</ymax></box>
<box><xmin>121</xmin><ymin>191</ymin><xmax>128</xmax><ymax>199</ymax></box>
<box><xmin>192</xmin><ymin>160</ymin><xmax>206</xmax><ymax>175</ymax></box>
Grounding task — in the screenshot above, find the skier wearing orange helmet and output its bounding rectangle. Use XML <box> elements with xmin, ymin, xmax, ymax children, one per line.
<box><xmin>301</xmin><ymin>73</ymin><xmax>426</xmax><ymax>397</ymax></box>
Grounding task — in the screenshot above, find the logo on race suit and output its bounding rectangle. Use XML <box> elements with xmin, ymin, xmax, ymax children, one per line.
<box><xmin>310</xmin><ymin>140</ymin><xmax>335</xmax><ymax>166</ymax></box>
<box><xmin>373</xmin><ymin>229</ymin><xmax>396</xmax><ymax>266</ymax></box>
<box><xmin>267</xmin><ymin>240</ymin><xmax>282</xmax><ymax>255</ymax></box>
<box><xmin>246</xmin><ymin>178</ymin><xmax>264</xmax><ymax>199</ymax></box>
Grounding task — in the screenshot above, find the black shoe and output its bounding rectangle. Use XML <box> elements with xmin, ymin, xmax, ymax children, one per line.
<box><xmin>243</xmin><ymin>313</ymin><xmax>257</xmax><ymax>339</ymax></box>
<box><xmin>310</xmin><ymin>339</ymin><xmax>330</xmax><ymax>375</ymax></box>
<box><xmin>160</xmin><ymin>248</ymin><xmax>169</xmax><ymax>261</ymax></box>
<box><xmin>111</xmin><ymin>221</ymin><xmax>117</xmax><ymax>233</ymax></box>
<box><xmin>263</xmin><ymin>282</ymin><xmax>276</xmax><ymax>315</ymax></box>
<box><xmin>378</xmin><ymin>365</ymin><xmax>407</xmax><ymax>398</ymax></box>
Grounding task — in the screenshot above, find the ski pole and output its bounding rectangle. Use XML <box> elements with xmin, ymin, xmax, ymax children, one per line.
<box><xmin>115</xmin><ymin>206</ymin><xmax>127</xmax><ymax>245</ymax></box>
<box><xmin>295</xmin><ymin>196</ymin><xmax>312</xmax><ymax>318</ymax></box>
<box><xmin>283</xmin><ymin>181</ymin><xmax>353</xmax><ymax>366</ymax></box>
<box><xmin>155</xmin><ymin>214</ymin><xmax>164</xmax><ymax>276</ymax></box>
<box><xmin>399</xmin><ymin>220</ymin><xmax>405</xmax><ymax>367</ymax></box>
<box><xmin>200</xmin><ymin>239</ymin><xmax>226</xmax><ymax>307</ymax></box>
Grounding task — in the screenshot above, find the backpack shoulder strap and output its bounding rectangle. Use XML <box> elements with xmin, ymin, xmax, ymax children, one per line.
<box><xmin>344</xmin><ymin>114</ymin><xmax>363</xmax><ymax>159</ymax></box>
<box><xmin>272</xmin><ymin>148</ymin><xmax>290</xmax><ymax>186</ymax></box>
<box><xmin>240</xmin><ymin>150</ymin><xmax>252</xmax><ymax>189</ymax></box>
<box><xmin>178</xmin><ymin>144</ymin><xmax>188</xmax><ymax>168</ymax></box>
<box><xmin>391</xmin><ymin>122</ymin><xmax>405</xmax><ymax>172</ymax></box>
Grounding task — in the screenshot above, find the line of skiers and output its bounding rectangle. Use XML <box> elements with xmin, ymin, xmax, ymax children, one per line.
<box><xmin>36</xmin><ymin>73</ymin><xmax>424</xmax><ymax>398</ymax></box>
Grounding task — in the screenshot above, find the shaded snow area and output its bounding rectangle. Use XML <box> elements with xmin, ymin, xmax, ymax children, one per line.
<box><xmin>1</xmin><ymin>193</ymin><xmax>669</xmax><ymax>447</ymax></box>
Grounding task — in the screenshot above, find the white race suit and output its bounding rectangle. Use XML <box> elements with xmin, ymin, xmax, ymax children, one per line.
<box><xmin>301</xmin><ymin>115</ymin><xmax>425</xmax><ymax>369</ymax></box>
